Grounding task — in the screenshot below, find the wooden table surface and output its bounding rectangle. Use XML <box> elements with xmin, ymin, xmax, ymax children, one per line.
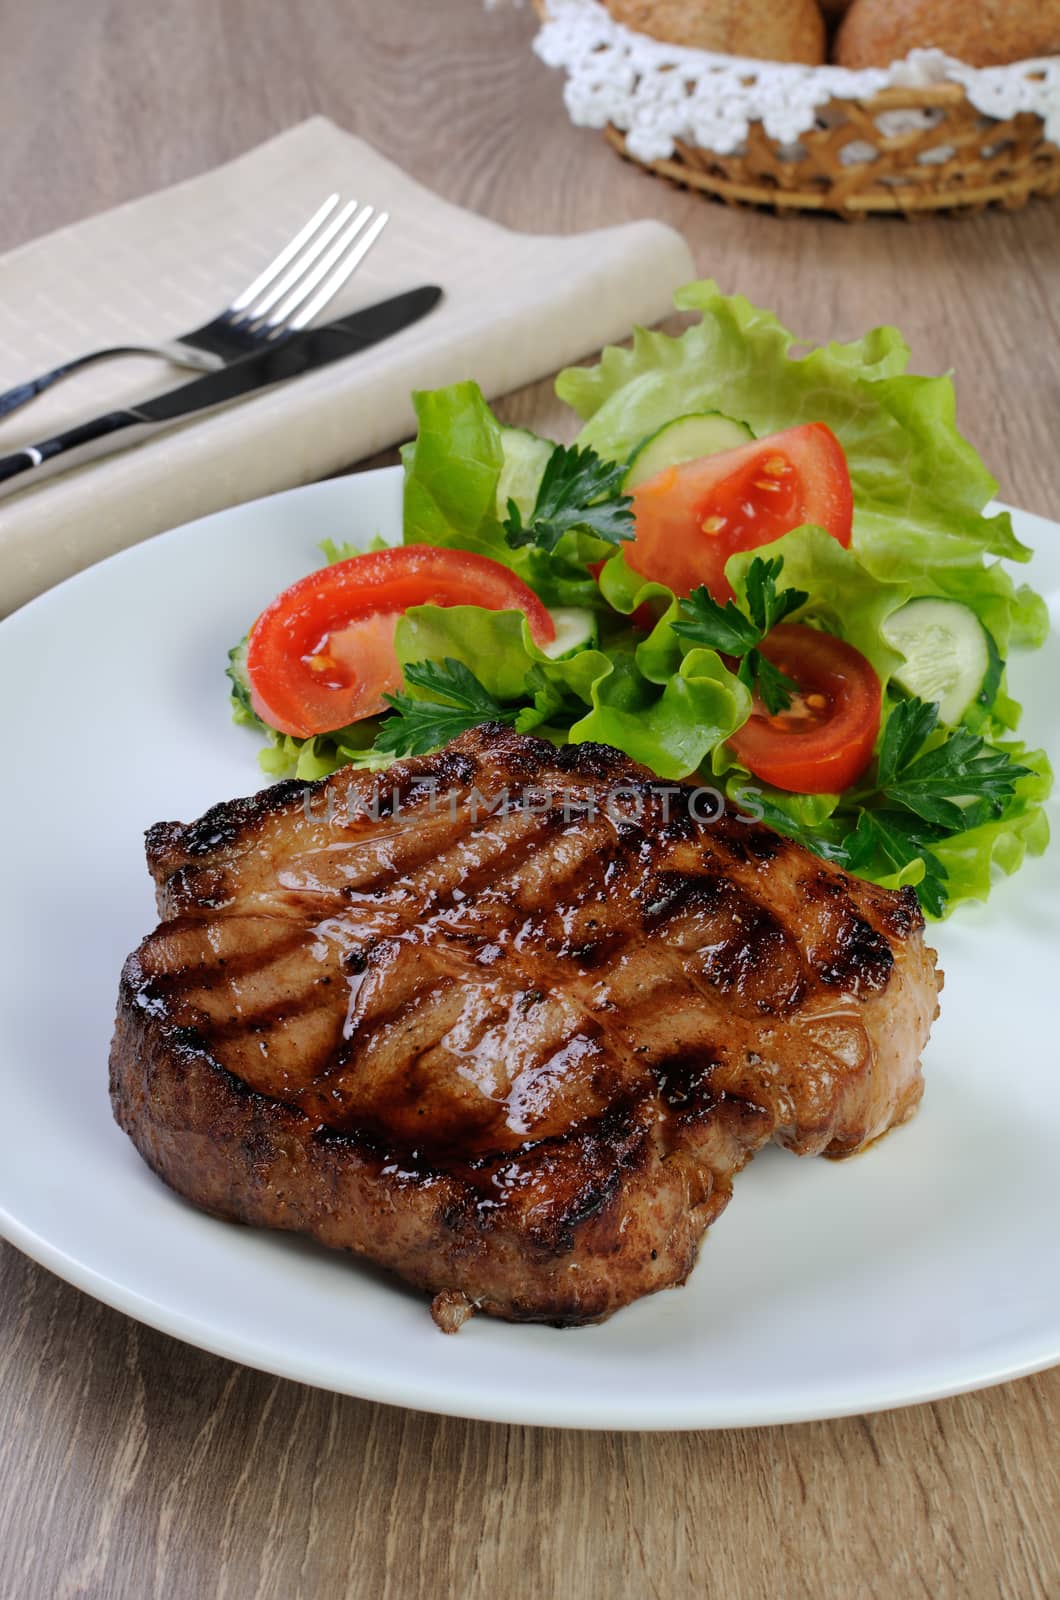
<box><xmin>2</xmin><ymin>2</ymin><xmax>1059</xmax><ymax>1596</ymax></box>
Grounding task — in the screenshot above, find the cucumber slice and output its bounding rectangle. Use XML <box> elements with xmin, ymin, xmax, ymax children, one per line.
<box><xmin>497</xmin><ymin>426</ymin><xmax>554</xmax><ymax>520</ymax></box>
<box><xmin>227</xmin><ymin>636</ymin><xmax>252</xmax><ymax>708</ymax></box>
<box><xmin>540</xmin><ymin>607</ymin><xmax>598</xmax><ymax>660</ymax></box>
<box><xmin>882</xmin><ymin>599</ymin><xmax>991</xmax><ymax>725</ymax></box>
<box><xmin>226</xmin><ymin>635</ymin><xmax>268</xmax><ymax>730</ymax></box>
<box><xmin>624</xmin><ymin>413</ymin><xmax>754</xmax><ymax>491</ymax></box>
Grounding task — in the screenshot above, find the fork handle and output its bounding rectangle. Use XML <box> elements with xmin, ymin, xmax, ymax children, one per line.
<box><xmin>0</xmin><ymin>363</ymin><xmax>82</xmax><ymax>420</ymax></box>
<box><xmin>0</xmin><ymin>345</ymin><xmax>221</xmax><ymax>421</ymax></box>
<box><xmin>0</xmin><ymin>410</ymin><xmax>145</xmax><ymax>485</ymax></box>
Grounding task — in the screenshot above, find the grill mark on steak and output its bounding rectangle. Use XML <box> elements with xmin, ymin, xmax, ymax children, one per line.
<box><xmin>640</xmin><ymin>870</ymin><xmax>805</xmax><ymax>1013</ymax></box>
<box><xmin>200</xmin><ymin>986</ymin><xmax>331</xmax><ymax>1041</ymax></box>
<box><xmin>797</xmin><ymin>873</ymin><xmax>896</xmax><ymax>993</ymax></box>
<box><xmin>142</xmin><ymin>920</ymin><xmax>310</xmax><ymax>985</ymax></box>
<box><xmin>649</xmin><ymin>1049</ymin><xmax>722</xmax><ymax>1116</ymax></box>
<box><xmin>111</xmin><ymin>725</ymin><xmax>942</xmax><ymax>1328</ymax></box>
<box><xmin>699</xmin><ymin>816</ymin><xmax>792</xmax><ymax>865</ymax></box>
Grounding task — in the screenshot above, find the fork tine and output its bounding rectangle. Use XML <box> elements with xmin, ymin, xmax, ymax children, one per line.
<box><xmin>264</xmin><ymin>205</ymin><xmax>384</xmax><ymax>330</ymax></box>
<box><xmin>243</xmin><ymin>198</ymin><xmax>362</xmax><ymax>322</ymax></box>
<box><xmin>228</xmin><ymin>195</ymin><xmax>340</xmax><ymax>314</ymax></box>
<box><xmin>280</xmin><ymin>211</ymin><xmax>390</xmax><ymax>332</ymax></box>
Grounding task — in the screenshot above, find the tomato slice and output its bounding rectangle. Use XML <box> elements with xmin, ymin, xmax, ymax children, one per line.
<box><xmin>728</xmin><ymin>623</ymin><xmax>881</xmax><ymax>795</ymax></box>
<box><xmin>626</xmin><ymin>423</ymin><xmax>853</xmax><ymax>603</ymax></box>
<box><xmin>246</xmin><ymin>545</ymin><xmax>555</xmax><ymax>738</ymax></box>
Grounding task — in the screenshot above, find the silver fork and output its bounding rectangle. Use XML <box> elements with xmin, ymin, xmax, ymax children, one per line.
<box><xmin>0</xmin><ymin>195</ymin><xmax>389</xmax><ymax>421</ymax></box>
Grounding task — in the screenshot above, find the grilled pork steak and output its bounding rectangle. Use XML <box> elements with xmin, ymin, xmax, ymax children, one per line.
<box><xmin>111</xmin><ymin>725</ymin><xmax>941</xmax><ymax>1329</ymax></box>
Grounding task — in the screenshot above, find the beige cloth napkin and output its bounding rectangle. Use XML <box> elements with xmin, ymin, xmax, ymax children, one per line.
<box><xmin>0</xmin><ymin>117</ymin><xmax>693</xmax><ymax>615</ymax></box>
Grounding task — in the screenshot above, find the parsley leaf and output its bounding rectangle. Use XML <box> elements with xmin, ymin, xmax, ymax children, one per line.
<box><xmin>886</xmin><ymin>727</ymin><xmax>1029</xmax><ymax>829</ymax></box>
<box><xmin>754</xmin><ymin>796</ymin><xmax>851</xmax><ymax>865</ymax></box>
<box><xmin>875</xmin><ymin>696</ymin><xmax>942</xmax><ymax>788</ymax></box>
<box><xmin>374</xmin><ymin>659</ymin><xmax>520</xmax><ymax>757</ymax></box>
<box><xmin>843</xmin><ymin>810</ymin><xmax>949</xmax><ymax>919</ymax></box>
<box><xmin>673</xmin><ymin>589</ymin><xmax>759</xmax><ymax>656</ymax></box>
<box><xmin>873</xmin><ymin>696</ymin><xmax>1030</xmax><ymax>829</ymax></box>
<box><xmin>839</xmin><ymin>695</ymin><xmax>1033</xmax><ymax>915</ymax></box>
<box><xmin>512</xmin><ymin>664</ymin><xmax>582</xmax><ymax>735</ymax></box>
<box><xmin>753</xmin><ymin>652</ymin><xmax>803</xmax><ymax>717</ymax></box>
<box><xmin>503</xmin><ymin>445</ymin><xmax>633</xmax><ymax>555</ymax></box>
<box><xmin>672</xmin><ymin>556</ymin><xmax>808</xmax><ymax>713</ymax></box>
<box><xmin>744</xmin><ymin>556</ymin><xmax>810</xmax><ymax>635</ymax></box>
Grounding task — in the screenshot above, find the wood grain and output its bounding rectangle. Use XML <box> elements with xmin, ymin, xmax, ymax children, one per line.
<box><xmin>1</xmin><ymin>1</ymin><xmax>1059</xmax><ymax>1596</ymax></box>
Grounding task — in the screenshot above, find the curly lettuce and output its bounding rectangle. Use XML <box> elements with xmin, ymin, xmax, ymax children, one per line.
<box><xmin>392</xmin><ymin>598</ymin><xmax>750</xmax><ymax>781</ymax></box>
<box><xmin>558</xmin><ymin>279</ymin><xmax>1046</xmax><ymax>651</ymax></box>
<box><xmin>233</xmin><ymin>283</ymin><xmax>1051</xmax><ymax>917</ymax></box>
<box><xmin>402</xmin><ymin>382</ymin><xmax>605</xmax><ymax>609</ymax></box>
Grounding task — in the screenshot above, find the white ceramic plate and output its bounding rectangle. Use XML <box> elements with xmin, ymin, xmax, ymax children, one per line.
<box><xmin>1</xmin><ymin>472</ymin><xmax>1058</xmax><ymax>1431</ymax></box>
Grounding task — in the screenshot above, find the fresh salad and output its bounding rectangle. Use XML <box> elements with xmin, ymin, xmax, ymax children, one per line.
<box><xmin>228</xmin><ymin>281</ymin><xmax>1052</xmax><ymax>919</ymax></box>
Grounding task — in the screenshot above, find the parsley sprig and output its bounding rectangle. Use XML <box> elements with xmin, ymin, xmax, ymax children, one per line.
<box><xmin>873</xmin><ymin>696</ymin><xmax>1027</xmax><ymax>827</ymax></box>
<box><xmin>374</xmin><ymin>659</ymin><xmax>520</xmax><ymax>757</ymax></box>
<box><xmin>503</xmin><ymin>444</ymin><xmax>634</xmax><ymax>555</ymax></box>
<box><xmin>672</xmin><ymin>557</ymin><xmax>809</xmax><ymax>714</ymax></box>
<box><xmin>373</xmin><ymin>658</ymin><xmax>587</xmax><ymax>760</ymax></box>
<box><xmin>842</xmin><ymin>697</ymin><xmax>1031</xmax><ymax>916</ymax></box>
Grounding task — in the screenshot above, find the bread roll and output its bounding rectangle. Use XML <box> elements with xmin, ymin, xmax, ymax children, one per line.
<box><xmin>605</xmin><ymin>0</ymin><xmax>827</xmax><ymax>65</ymax></box>
<box><xmin>836</xmin><ymin>0</ymin><xmax>1060</xmax><ymax>69</ymax></box>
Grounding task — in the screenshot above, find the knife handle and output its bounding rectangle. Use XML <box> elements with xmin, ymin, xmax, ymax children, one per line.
<box><xmin>0</xmin><ymin>410</ymin><xmax>146</xmax><ymax>488</ymax></box>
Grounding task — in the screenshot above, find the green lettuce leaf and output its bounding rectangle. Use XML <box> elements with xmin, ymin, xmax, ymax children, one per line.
<box><xmin>249</xmin><ymin>719</ymin><xmax>384</xmax><ymax>781</ymax></box>
<box><xmin>574</xmin><ymin>553</ymin><xmax>753</xmax><ymax>775</ymax></box>
<box><xmin>394</xmin><ymin>604</ymin><xmax>607</xmax><ymax>706</ymax></box>
<box><xmin>401</xmin><ymin>381</ymin><xmax>609</xmax><ymax>609</ymax></box>
<box><xmin>318</xmin><ymin>534</ymin><xmax>390</xmax><ymax>563</ymax></box>
<box><xmin>726</xmin><ymin>525</ymin><xmax>911</xmax><ymax>687</ymax></box>
<box><xmin>928</xmin><ymin>744</ymin><xmax>1053</xmax><ymax>906</ymax></box>
<box><xmin>402</xmin><ymin>382</ymin><xmax>514</xmax><ymax>564</ymax></box>
<box><xmin>557</xmin><ymin>280</ymin><xmax>1035</xmax><ymax>642</ymax></box>
<box><xmin>234</xmin><ymin>284</ymin><xmax>1051</xmax><ymax>922</ymax></box>
<box><xmin>391</xmin><ymin>592</ymin><xmax>750</xmax><ymax>781</ymax></box>
<box><xmin>567</xmin><ymin>644</ymin><xmax>750</xmax><ymax>779</ymax></box>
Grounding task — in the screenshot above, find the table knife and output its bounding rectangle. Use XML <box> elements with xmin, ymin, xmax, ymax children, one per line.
<box><xmin>0</xmin><ymin>284</ymin><xmax>443</xmax><ymax>492</ymax></box>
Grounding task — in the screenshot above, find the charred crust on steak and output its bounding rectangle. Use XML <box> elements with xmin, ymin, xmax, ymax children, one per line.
<box><xmin>147</xmin><ymin>778</ymin><xmax>307</xmax><ymax>869</ymax></box>
<box><xmin>111</xmin><ymin>724</ymin><xmax>942</xmax><ymax>1328</ymax></box>
<box><xmin>649</xmin><ymin>1050</ymin><xmax>721</xmax><ymax>1116</ymax></box>
<box><xmin>875</xmin><ymin>884</ymin><xmax>924</xmax><ymax>941</ymax></box>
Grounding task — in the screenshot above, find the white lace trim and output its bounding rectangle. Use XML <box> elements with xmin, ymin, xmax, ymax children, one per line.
<box><xmin>511</xmin><ymin>0</ymin><xmax>1060</xmax><ymax>163</ymax></box>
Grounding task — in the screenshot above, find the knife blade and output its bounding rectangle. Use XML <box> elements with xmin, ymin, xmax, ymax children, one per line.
<box><xmin>0</xmin><ymin>284</ymin><xmax>443</xmax><ymax>492</ymax></box>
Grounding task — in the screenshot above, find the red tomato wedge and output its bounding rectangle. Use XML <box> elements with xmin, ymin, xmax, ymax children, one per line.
<box><xmin>728</xmin><ymin>623</ymin><xmax>882</xmax><ymax>795</ymax></box>
<box><xmin>246</xmin><ymin>545</ymin><xmax>555</xmax><ymax>738</ymax></box>
<box><xmin>626</xmin><ymin>423</ymin><xmax>853</xmax><ymax>603</ymax></box>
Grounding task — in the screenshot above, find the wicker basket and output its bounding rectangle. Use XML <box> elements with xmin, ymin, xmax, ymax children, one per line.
<box><xmin>532</xmin><ymin>4</ymin><xmax>1060</xmax><ymax>218</ymax></box>
<box><xmin>608</xmin><ymin>83</ymin><xmax>1060</xmax><ymax>219</ymax></box>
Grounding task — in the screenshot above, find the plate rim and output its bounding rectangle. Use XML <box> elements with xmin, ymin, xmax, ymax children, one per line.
<box><xmin>4</xmin><ymin>1204</ymin><xmax>1057</xmax><ymax>1431</ymax></box>
<box><xmin>1</xmin><ymin>472</ymin><xmax>1057</xmax><ymax>1431</ymax></box>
